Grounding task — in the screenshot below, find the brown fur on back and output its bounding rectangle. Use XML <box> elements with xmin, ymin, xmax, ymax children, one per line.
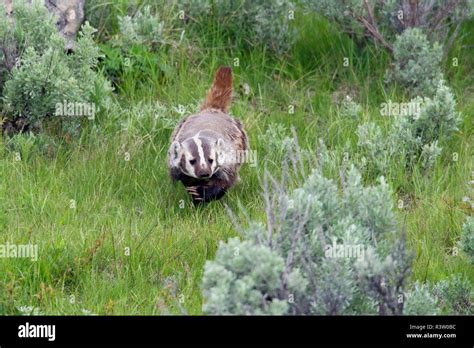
<box><xmin>200</xmin><ymin>66</ymin><xmax>233</xmax><ymax>113</ymax></box>
<box><xmin>171</xmin><ymin>110</ymin><xmax>246</xmax><ymax>148</ymax></box>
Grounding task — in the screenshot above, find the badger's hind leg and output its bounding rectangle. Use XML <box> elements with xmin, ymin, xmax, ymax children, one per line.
<box><xmin>185</xmin><ymin>185</ymin><xmax>227</xmax><ymax>204</ymax></box>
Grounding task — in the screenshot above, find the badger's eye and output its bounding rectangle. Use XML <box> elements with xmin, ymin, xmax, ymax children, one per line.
<box><xmin>208</xmin><ymin>158</ymin><xmax>214</xmax><ymax>164</ymax></box>
<box><xmin>189</xmin><ymin>159</ymin><xmax>196</xmax><ymax>165</ymax></box>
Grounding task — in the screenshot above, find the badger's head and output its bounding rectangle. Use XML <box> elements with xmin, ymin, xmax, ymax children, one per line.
<box><xmin>169</xmin><ymin>135</ymin><xmax>225</xmax><ymax>179</ymax></box>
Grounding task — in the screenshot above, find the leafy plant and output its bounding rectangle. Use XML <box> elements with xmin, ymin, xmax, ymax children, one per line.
<box><xmin>386</xmin><ymin>28</ymin><xmax>443</xmax><ymax>97</ymax></box>
<box><xmin>356</xmin><ymin>81</ymin><xmax>460</xmax><ymax>173</ymax></box>
<box><xmin>1</xmin><ymin>0</ymin><xmax>111</xmax><ymax>136</ymax></box>
<box><xmin>115</xmin><ymin>5</ymin><xmax>166</xmax><ymax>49</ymax></box>
<box><xmin>432</xmin><ymin>274</ymin><xmax>473</xmax><ymax>315</ymax></box>
<box><xmin>403</xmin><ymin>282</ymin><xmax>440</xmax><ymax>315</ymax></box>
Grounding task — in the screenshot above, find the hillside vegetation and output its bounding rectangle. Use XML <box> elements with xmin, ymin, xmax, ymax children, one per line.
<box><xmin>0</xmin><ymin>0</ymin><xmax>472</xmax><ymax>314</ymax></box>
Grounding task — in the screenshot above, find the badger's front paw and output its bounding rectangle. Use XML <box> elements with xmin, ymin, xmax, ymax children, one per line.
<box><xmin>185</xmin><ymin>185</ymin><xmax>227</xmax><ymax>203</ymax></box>
<box><xmin>185</xmin><ymin>186</ymin><xmax>204</xmax><ymax>203</ymax></box>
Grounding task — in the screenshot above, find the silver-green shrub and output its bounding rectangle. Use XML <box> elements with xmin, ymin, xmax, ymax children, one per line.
<box><xmin>403</xmin><ymin>282</ymin><xmax>440</xmax><ymax>315</ymax></box>
<box><xmin>357</xmin><ymin>81</ymin><xmax>460</xmax><ymax>172</ymax></box>
<box><xmin>0</xmin><ymin>0</ymin><xmax>58</xmax><ymax>93</ymax></box>
<box><xmin>202</xmin><ymin>237</ymin><xmax>300</xmax><ymax>315</ymax></box>
<box><xmin>115</xmin><ymin>6</ymin><xmax>166</xmax><ymax>49</ymax></box>
<box><xmin>202</xmin><ymin>139</ymin><xmax>421</xmax><ymax>314</ymax></box>
<box><xmin>386</xmin><ymin>28</ymin><xmax>443</xmax><ymax>97</ymax></box>
<box><xmin>412</xmin><ymin>81</ymin><xmax>461</xmax><ymax>145</ymax></box>
<box><xmin>356</xmin><ymin>122</ymin><xmax>398</xmax><ymax>173</ymax></box>
<box><xmin>3</xmin><ymin>0</ymin><xmax>61</xmax><ymax>53</ymax></box>
<box><xmin>1</xmin><ymin>0</ymin><xmax>111</xmax><ymax>135</ymax></box>
<box><xmin>202</xmin><ymin>143</ymin><xmax>472</xmax><ymax>315</ymax></box>
<box><xmin>432</xmin><ymin>274</ymin><xmax>473</xmax><ymax>315</ymax></box>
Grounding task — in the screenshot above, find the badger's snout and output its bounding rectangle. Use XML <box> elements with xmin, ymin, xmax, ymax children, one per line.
<box><xmin>196</xmin><ymin>168</ymin><xmax>212</xmax><ymax>179</ymax></box>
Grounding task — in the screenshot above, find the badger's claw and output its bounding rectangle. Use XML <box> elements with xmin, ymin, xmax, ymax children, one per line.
<box><xmin>186</xmin><ymin>186</ymin><xmax>198</xmax><ymax>194</ymax></box>
<box><xmin>186</xmin><ymin>186</ymin><xmax>203</xmax><ymax>202</ymax></box>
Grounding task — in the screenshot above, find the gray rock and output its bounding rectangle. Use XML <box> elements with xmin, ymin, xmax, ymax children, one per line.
<box><xmin>4</xmin><ymin>0</ymin><xmax>12</xmax><ymax>14</ymax></box>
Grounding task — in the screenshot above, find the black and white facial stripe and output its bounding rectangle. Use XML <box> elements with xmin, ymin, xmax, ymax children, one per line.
<box><xmin>171</xmin><ymin>134</ymin><xmax>222</xmax><ymax>179</ymax></box>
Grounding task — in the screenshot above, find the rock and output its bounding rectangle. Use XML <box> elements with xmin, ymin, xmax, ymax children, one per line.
<box><xmin>45</xmin><ymin>0</ymin><xmax>85</xmax><ymax>51</ymax></box>
<box><xmin>4</xmin><ymin>0</ymin><xmax>12</xmax><ymax>15</ymax></box>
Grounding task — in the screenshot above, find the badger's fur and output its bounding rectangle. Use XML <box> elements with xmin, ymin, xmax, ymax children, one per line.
<box><xmin>168</xmin><ymin>66</ymin><xmax>248</xmax><ymax>203</ymax></box>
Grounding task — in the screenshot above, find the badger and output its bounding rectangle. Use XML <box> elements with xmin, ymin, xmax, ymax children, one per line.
<box><xmin>167</xmin><ymin>66</ymin><xmax>248</xmax><ymax>203</ymax></box>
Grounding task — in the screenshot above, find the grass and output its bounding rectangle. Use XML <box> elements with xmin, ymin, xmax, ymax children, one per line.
<box><xmin>0</xmin><ymin>3</ymin><xmax>472</xmax><ymax>315</ymax></box>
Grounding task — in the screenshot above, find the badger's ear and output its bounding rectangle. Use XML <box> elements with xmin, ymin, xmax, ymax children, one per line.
<box><xmin>216</xmin><ymin>138</ymin><xmax>226</xmax><ymax>165</ymax></box>
<box><xmin>169</xmin><ymin>141</ymin><xmax>182</xmax><ymax>165</ymax></box>
<box><xmin>216</xmin><ymin>138</ymin><xmax>225</xmax><ymax>150</ymax></box>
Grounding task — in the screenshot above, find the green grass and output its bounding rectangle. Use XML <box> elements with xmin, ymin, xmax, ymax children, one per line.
<box><xmin>0</xmin><ymin>7</ymin><xmax>472</xmax><ymax>315</ymax></box>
